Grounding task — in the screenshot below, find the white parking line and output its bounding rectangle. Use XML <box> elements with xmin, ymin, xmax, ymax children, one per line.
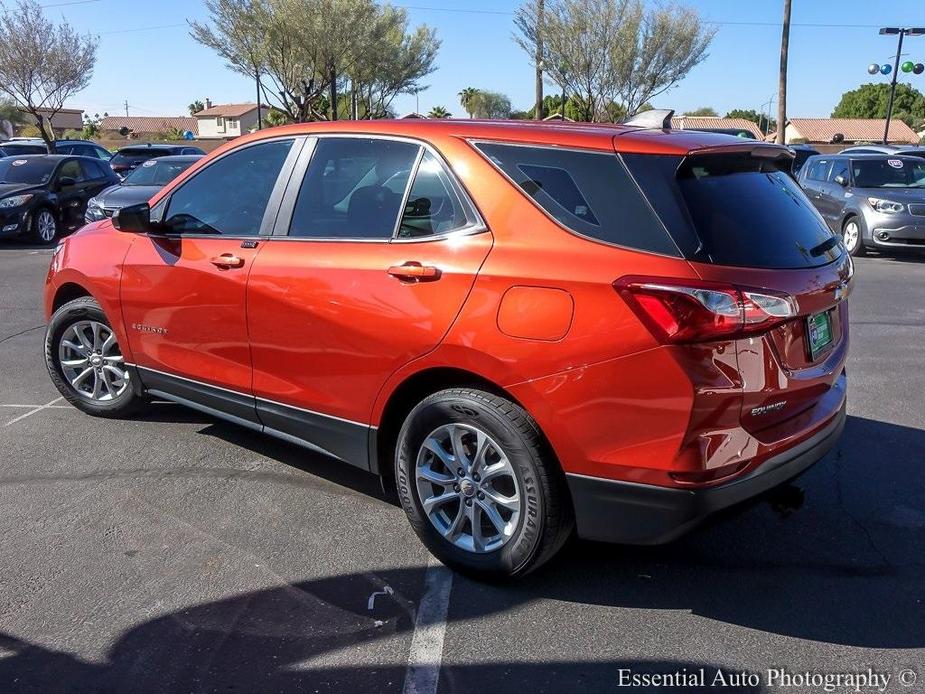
<box><xmin>0</xmin><ymin>404</ymin><xmax>72</xmax><ymax>409</ymax></box>
<box><xmin>4</xmin><ymin>397</ymin><xmax>65</xmax><ymax>426</ymax></box>
<box><xmin>402</xmin><ymin>554</ymin><xmax>454</xmax><ymax>694</ymax></box>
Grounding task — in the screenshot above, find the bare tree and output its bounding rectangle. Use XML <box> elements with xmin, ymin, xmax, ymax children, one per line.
<box><xmin>515</xmin><ymin>0</ymin><xmax>714</xmax><ymax>121</ymax></box>
<box><xmin>776</xmin><ymin>0</ymin><xmax>791</xmax><ymax>144</ymax></box>
<box><xmin>615</xmin><ymin>2</ymin><xmax>716</xmax><ymax>116</ymax></box>
<box><xmin>0</xmin><ymin>1</ymin><xmax>97</xmax><ymax>152</ymax></box>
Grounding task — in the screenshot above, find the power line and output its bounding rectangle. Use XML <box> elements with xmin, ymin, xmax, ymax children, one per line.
<box><xmin>394</xmin><ymin>4</ymin><xmax>900</xmax><ymax>29</ymax></box>
<box><xmin>39</xmin><ymin>0</ymin><xmax>102</xmax><ymax>7</ymax></box>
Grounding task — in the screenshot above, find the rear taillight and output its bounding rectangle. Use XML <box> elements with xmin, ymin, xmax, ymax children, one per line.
<box><xmin>614</xmin><ymin>276</ymin><xmax>797</xmax><ymax>344</ymax></box>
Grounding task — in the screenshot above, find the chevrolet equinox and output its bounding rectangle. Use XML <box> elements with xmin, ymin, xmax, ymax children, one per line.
<box><xmin>43</xmin><ymin>113</ymin><xmax>851</xmax><ymax>579</ymax></box>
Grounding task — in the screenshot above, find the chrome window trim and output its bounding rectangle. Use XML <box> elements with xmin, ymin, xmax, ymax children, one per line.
<box><xmin>467</xmin><ymin>137</ymin><xmax>683</xmax><ymax>259</ymax></box>
<box><xmin>275</xmin><ymin>132</ymin><xmax>489</xmax><ymax>244</ymax></box>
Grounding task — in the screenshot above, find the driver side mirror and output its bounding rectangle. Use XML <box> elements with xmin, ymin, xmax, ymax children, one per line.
<box><xmin>112</xmin><ymin>202</ymin><xmax>156</xmax><ymax>234</ymax></box>
<box><xmin>834</xmin><ymin>174</ymin><xmax>848</xmax><ymax>187</ymax></box>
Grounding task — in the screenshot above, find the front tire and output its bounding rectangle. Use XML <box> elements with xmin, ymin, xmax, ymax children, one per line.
<box><xmin>31</xmin><ymin>208</ymin><xmax>59</xmax><ymax>245</ymax></box>
<box><xmin>842</xmin><ymin>217</ymin><xmax>866</xmax><ymax>257</ymax></box>
<box><xmin>395</xmin><ymin>388</ymin><xmax>572</xmax><ymax>580</ymax></box>
<box><xmin>45</xmin><ymin>297</ymin><xmax>140</xmax><ymax>417</ymax></box>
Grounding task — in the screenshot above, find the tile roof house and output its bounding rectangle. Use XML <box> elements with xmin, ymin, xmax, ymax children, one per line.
<box><xmin>784</xmin><ymin>118</ymin><xmax>919</xmax><ymax>145</ymax></box>
<box><xmin>194</xmin><ymin>102</ymin><xmax>268</xmax><ymax>138</ymax></box>
<box><xmin>100</xmin><ymin>115</ymin><xmax>199</xmax><ymax>138</ymax></box>
<box><xmin>671</xmin><ymin>116</ymin><xmax>763</xmax><ymax>139</ymax></box>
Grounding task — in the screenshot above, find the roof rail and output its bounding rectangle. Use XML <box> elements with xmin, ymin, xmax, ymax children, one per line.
<box><xmin>622</xmin><ymin>109</ymin><xmax>674</xmax><ymax>130</ymax></box>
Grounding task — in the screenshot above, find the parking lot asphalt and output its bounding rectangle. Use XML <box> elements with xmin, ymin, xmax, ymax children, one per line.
<box><xmin>0</xmin><ymin>240</ymin><xmax>922</xmax><ymax>694</ymax></box>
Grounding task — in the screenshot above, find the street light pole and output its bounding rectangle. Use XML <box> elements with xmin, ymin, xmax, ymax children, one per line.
<box><xmin>880</xmin><ymin>27</ymin><xmax>925</xmax><ymax>144</ymax></box>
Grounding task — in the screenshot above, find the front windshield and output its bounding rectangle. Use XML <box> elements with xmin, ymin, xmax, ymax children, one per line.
<box><xmin>122</xmin><ymin>159</ymin><xmax>195</xmax><ymax>186</ymax></box>
<box><xmin>852</xmin><ymin>158</ymin><xmax>925</xmax><ymax>188</ymax></box>
<box><xmin>0</xmin><ymin>157</ymin><xmax>57</xmax><ymax>184</ymax></box>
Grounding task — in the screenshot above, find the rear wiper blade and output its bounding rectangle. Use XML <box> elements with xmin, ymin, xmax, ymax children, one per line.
<box><xmin>810</xmin><ymin>236</ymin><xmax>840</xmax><ymax>257</ymax></box>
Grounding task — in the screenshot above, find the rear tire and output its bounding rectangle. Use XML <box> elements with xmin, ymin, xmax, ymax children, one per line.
<box><xmin>842</xmin><ymin>217</ymin><xmax>866</xmax><ymax>257</ymax></box>
<box><xmin>395</xmin><ymin>388</ymin><xmax>573</xmax><ymax>580</ymax></box>
<box><xmin>45</xmin><ymin>297</ymin><xmax>141</xmax><ymax>418</ymax></box>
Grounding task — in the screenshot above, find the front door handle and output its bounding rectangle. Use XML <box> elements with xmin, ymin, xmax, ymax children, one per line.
<box><xmin>387</xmin><ymin>262</ymin><xmax>441</xmax><ymax>282</ymax></box>
<box><xmin>210</xmin><ymin>254</ymin><xmax>245</xmax><ymax>269</ymax></box>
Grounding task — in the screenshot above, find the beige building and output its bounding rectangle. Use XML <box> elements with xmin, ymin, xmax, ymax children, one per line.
<box><xmin>195</xmin><ymin>103</ymin><xmax>269</xmax><ymax>139</ymax></box>
<box><xmin>18</xmin><ymin>107</ymin><xmax>84</xmax><ymax>136</ymax></box>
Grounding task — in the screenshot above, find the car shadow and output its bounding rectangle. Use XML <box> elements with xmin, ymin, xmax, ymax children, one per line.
<box><xmin>83</xmin><ymin>406</ymin><xmax>925</xmax><ymax>654</ymax></box>
<box><xmin>0</xmin><ymin>576</ymin><xmax>767</xmax><ymax>693</ymax></box>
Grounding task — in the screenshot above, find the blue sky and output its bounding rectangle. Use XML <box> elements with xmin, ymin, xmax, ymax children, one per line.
<box><xmin>43</xmin><ymin>0</ymin><xmax>925</xmax><ymax>120</ymax></box>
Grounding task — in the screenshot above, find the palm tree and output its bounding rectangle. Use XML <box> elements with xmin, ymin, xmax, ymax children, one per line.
<box><xmin>776</xmin><ymin>0</ymin><xmax>791</xmax><ymax>144</ymax></box>
<box><xmin>188</xmin><ymin>100</ymin><xmax>205</xmax><ymax>115</ymax></box>
<box><xmin>458</xmin><ymin>87</ymin><xmax>479</xmax><ymax>118</ymax></box>
<box><xmin>428</xmin><ymin>105</ymin><xmax>451</xmax><ymax>119</ymax></box>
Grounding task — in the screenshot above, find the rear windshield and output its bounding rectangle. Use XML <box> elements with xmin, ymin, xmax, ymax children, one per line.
<box><xmin>473</xmin><ymin>142</ymin><xmax>679</xmax><ymax>256</ymax></box>
<box><xmin>123</xmin><ymin>158</ymin><xmax>196</xmax><ymax>186</ymax></box>
<box><xmin>111</xmin><ymin>149</ymin><xmax>169</xmax><ymax>166</ymax></box>
<box><xmin>624</xmin><ymin>152</ymin><xmax>842</xmax><ymax>269</ymax></box>
<box><xmin>851</xmin><ymin>158</ymin><xmax>925</xmax><ymax>188</ymax></box>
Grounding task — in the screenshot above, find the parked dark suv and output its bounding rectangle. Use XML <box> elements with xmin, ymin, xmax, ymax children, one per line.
<box><xmin>799</xmin><ymin>153</ymin><xmax>925</xmax><ymax>255</ymax></box>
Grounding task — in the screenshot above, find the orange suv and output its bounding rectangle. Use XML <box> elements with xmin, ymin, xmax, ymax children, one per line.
<box><xmin>44</xmin><ymin>114</ymin><xmax>851</xmax><ymax>579</ymax></box>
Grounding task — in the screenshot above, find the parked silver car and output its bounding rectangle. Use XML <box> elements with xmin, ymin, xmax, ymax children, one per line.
<box><xmin>798</xmin><ymin>153</ymin><xmax>925</xmax><ymax>256</ymax></box>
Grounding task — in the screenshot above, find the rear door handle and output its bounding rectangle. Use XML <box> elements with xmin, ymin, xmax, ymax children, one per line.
<box><xmin>388</xmin><ymin>262</ymin><xmax>441</xmax><ymax>282</ymax></box>
<box><xmin>210</xmin><ymin>254</ymin><xmax>245</xmax><ymax>269</ymax></box>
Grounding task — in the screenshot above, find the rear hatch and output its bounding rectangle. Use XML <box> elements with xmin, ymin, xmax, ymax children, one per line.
<box><xmin>620</xmin><ymin>145</ymin><xmax>851</xmax><ymax>445</ymax></box>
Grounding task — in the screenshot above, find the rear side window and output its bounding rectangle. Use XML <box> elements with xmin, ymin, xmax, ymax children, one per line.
<box><xmin>397</xmin><ymin>151</ymin><xmax>479</xmax><ymax>239</ymax></box>
<box><xmin>671</xmin><ymin>153</ymin><xmax>840</xmax><ymax>269</ymax></box>
<box><xmin>474</xmin><ymin>142</ymin><xmax>678</xmax><ymax>255</ymax></box>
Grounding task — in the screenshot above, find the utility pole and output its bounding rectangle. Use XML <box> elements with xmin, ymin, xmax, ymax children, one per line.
<box><xmin>255</xmin><ymin>68</ymin><xmax>262</xmax><ymax>130</ymax></box>
<box><xmin>124</xmin><ymin>100</ymin><xmax>129</xmax><ymax>117</ymax></box>
<box><xmin>879</xmin><ymin>27</ymin><xmax>925</xmax><ymax>144</ymax></box>
<box><xmin>775</xmin><ymin>0</ymin><xmax>791</xmax><ymax>145</ymax></box>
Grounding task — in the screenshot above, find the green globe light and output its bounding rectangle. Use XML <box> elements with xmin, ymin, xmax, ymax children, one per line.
<box><xmin>901</xmin><ymin>60</ymin><xmax>915</xmax><ymax>73</ymax></box>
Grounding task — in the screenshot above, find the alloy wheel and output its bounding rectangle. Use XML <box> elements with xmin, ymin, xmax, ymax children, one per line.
<box><xmin>843</xmin><ymin>220</ymin><xmax>860</xmax><ymax>253</ymax></box>
<box><xmin>57</xmin><ymin>320</ymin><xmax>129</xmax><ymax>401</ymax></box>
<box><xmin>37</xmin><ymin>210</ymin><xmax>57</xmax><ymax>243</ymax></box>
<box><xmin>415</xmin><ymin>422</ymin><xmax>521</xmax><ymax>553</ymax></box>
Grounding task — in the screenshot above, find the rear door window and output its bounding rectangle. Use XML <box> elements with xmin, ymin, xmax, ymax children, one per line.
<box><xmin>289</xmin><ymin>137</ymin><xmax>421</xmax><ymax>239</ymax></box>
<box><xmin>474</xmin><ymin>142</ymin><xmax>678</xmax><ymax>255</ymax></box>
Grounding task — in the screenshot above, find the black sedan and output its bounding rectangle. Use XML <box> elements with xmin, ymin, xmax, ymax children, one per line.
<box><xmin>109</xmin><ymin>144</ymin><xmax>205</xmax><ymax>179</ymax></box>
<box><xmin>0</xmin><ymin>155</ymin><xmax>120</xmax><ymax>244</ymax></box>
<box><xmin>85</xmin><ymin>154</ymin><xmax>202</xmax><ymax>223</ymax></box>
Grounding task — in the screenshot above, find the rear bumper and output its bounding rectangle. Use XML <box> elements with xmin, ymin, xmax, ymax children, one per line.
<box><xmin>566</xmin><ymin>401</ymin><xmax>846</xmax><ymax>544</ymax></box>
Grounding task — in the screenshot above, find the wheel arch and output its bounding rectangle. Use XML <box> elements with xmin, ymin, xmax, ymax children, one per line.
<box><xmin>371</xmin><ymin>366</ymin><xmax>559</xmax><ymax>491</ymax></box>
<box><xmin>52</xmin><ymin>282</ymin><xmax>94</xmax><ymax>313</ymax></box>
